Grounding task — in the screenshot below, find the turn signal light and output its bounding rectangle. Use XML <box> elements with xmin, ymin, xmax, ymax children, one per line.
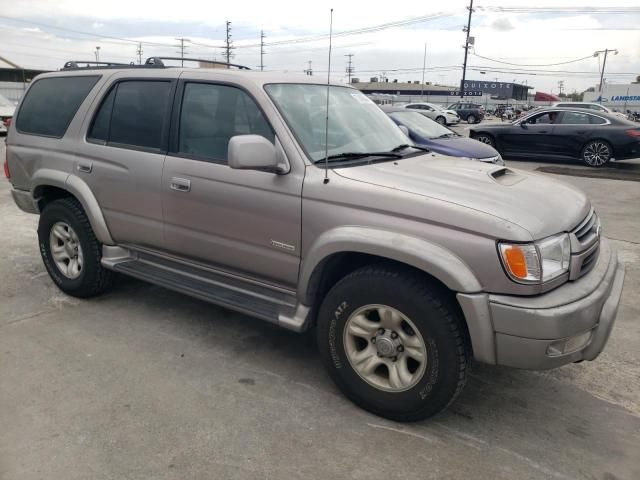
<box><xmin>503</xmin><ymin>246</ymin><xmax>528</xmax><ymax>279</ymax></box>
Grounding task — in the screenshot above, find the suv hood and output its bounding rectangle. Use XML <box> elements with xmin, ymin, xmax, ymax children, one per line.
<box><xmin>334</xmin><ymin>154</ymin><xmax>590</xmax><ymax>240</ymax></box>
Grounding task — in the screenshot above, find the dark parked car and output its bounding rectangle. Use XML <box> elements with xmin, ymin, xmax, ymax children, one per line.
<box><xmin>470</xmin><ymin>107</ymin><xmax>640</xmax><ymax>167</ymax></box>
<box><xmin>382</xmin><ymin>107</ymin><xmax>503</xmax><ymax>164</ymax></box>
<box><xmin>447</xmin><ymin>102</ymin><xmax>485</xmax><ymax>124</ymax></box>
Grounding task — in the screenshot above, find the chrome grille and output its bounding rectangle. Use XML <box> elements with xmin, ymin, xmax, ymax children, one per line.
<box><xmin>569</xmin><ymin>210</ymin><xmax>601</xmax><ymax>280</ymax></box>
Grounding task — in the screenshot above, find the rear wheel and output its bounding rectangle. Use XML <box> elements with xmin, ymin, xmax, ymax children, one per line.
<box><xmin>38</xmin><ymin>198</ymin><xmax>114</xmax><ymax>298</ymax></box>
<box><xmin>435</xmin><ymin>116</ymin><xmax>446</xmax><ymax>125</ymax></box>
<box><xmin>316</xmin><ymin>265</ymin><xmax>471</xmax><ymax>422</ymax></box>
<box><xmin>474</xmin><ymin>133</ymin><xmax>495</xmax><ymax>147</ymax></box>
<box><xmin>581</xmin><ymin>140</ymin><xmax>612</xmax><ymax>167</ymax></box>
<box><xmin>467</xmin><ymin>114</ymin><xmax>476</xmax><ymax>124</ymax></box>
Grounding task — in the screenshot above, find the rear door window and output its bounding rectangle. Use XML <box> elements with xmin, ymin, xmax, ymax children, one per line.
<box><xmin>559</xmin><ymin>111</ymin><xmax>591</xmax><ymax>124</ymax></box>
<box><xmin>88</xmin><ymin>80</ymin><xmax>173</xmax><ymax>151</ymax></box>
<box><xmin>16</xmin><ymin>76</ymin><xmax>100</xmax><ymax>137</ymax></box>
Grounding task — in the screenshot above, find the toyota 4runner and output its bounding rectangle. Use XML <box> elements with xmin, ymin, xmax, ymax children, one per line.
<box><xmin>4</xmin><ymin>59</ymin><xmax>625</xmax><ymax>421</ymax></box>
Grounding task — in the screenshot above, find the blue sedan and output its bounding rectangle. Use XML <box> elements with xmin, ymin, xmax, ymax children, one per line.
<box><xmin>382</xmin><ymin>107</ymin><xmax>504</xmax><ymax>165</ymax></box>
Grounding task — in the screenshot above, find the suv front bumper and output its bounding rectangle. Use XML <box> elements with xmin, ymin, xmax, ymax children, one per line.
<box><xmin>458</xmin><ymin>237</ymin><xmax>625</xmax><ymax>370</ymax></box>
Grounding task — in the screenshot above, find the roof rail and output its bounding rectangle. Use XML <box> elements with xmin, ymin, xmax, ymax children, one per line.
<box><xmin>62</xmin><ymin>60</ymin><xmax>133</xmax><ymax>70</ymax></box>
<box><xmin>144</xmin><ymin>56</ymin><xmax>251</xmax><ymax>70</ymax></box>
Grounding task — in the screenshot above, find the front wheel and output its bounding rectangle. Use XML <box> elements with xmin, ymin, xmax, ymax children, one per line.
<box><xmin>467</xmin><ymin>114</ymin><xmax>476</xmax><ymax>124</ymax></box>
<box><xmin>581</xmin><ymin>140</ymin><xmax>612</xmax><ymax>167</ymax></box>
<box><xmin>473</xmin><ymin>133</ymin><xmax>495</xmax><ymax>147</ymax></box>
<box><xmin>435</xmin><ymin>116</ymin><xmax>446</xmax><ymax>125</ymax></box>
<box><xmin>316</xmin><ymin>265</ymin><xmax>471</xmax><ymax>422</ymax></box>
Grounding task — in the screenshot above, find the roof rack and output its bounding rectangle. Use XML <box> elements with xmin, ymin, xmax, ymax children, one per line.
<box><xmin>62</xmin><ymin>60</ymin><xmax>133</xmax><ymax>70</ymax></box>
<box><xmin>144</xmin><ymin>56</ymin><xmax>251</xmax><ymax>70</ymax></box>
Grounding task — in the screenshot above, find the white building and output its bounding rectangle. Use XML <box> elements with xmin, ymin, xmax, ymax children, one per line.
<box><xmin>583</xmin><ymin>81</ymin><xmax>640</xmax><ymax>111</ymax></box>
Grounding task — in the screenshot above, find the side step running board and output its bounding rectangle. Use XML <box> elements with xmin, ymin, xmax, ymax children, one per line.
<box><xmin>101</xmin><ymin>246</ymin><xmax>311</xmax><ymax>332</ymax></box>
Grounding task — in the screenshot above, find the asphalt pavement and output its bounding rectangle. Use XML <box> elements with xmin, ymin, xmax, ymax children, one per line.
<box><xmin>1</xmin><ymin>138</ymin><xmax>639</xmax><ymax>480</ymax></box>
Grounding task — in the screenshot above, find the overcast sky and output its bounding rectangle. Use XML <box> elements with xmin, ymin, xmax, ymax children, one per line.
<box><xmin>1</xmin><ymin>0</ymin><xmax>639</xmax><ymax>93</ymax></box>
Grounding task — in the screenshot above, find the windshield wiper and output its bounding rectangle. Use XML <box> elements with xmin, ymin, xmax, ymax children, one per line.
<box><xmin>314</xmin><ymin>151</ymin><xmax>402</xmax><ymax>163</ymax></box>
<box><xmin>391</xmin><ymin>144</ymin><xmax>430</xmax><ymax>152</ymax></box>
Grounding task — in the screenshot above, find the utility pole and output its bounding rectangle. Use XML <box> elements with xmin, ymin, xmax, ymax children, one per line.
<box><xmin>345</xmin><ymin>53</ymin><xmax>354</xmax><ymax>83</ymax></box>
<box><xmin>557</xmin><ymin>80</ymin><xmax>565</xmax><ymax>97</ymax></box>
<box><xmin>225</xmin><ymin>21</ymin><xmax>234</xmax><ymax>67</ymax></box>
<box><xmin>594</xmin><ymin>48</ymin><xmax>618</xmax><ymax>97</ymax></box>
<box><xmin>421</xmin><ymin>43</ymin><xmax>427</xmax><ymax>100</ymax></box>
<box><xmin>305</xmin><ymin>60</ymin><xmax>313</xmax><ymax>76</ymax></box>
<box><xmin>136</xmin><ymin>43</ymin><xmax>143</xmax><ymax>65</ymax></box>
<box><xmin>176</xmin><ymin>38</ymin><xmax>189</xmax><ymax>66</ymax></box>
<box><xmin>260</xmin><ymin>30</ymin><xmax>265</xmax><ymax>71</ymax></box>
<box><xmin>460</xmin><ymin>0</ymin><xmax>474</xmax><ymax>99</ymax></box>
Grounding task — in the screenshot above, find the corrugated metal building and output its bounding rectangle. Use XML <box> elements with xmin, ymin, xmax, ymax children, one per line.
<box><xmin>0</xmin><ymin>56</ymin><xmax>49</xmax><ymax>103</ymax></box>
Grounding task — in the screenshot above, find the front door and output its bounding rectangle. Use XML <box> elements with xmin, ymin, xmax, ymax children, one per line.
<box><xmin>161</xmin><ymin>81</ymin><xmax>303</xmax><ymax>288</ymax></box>
<box><xmin>500</xmin><ymin>111</ymin><xmax>557</xmax><ymax>157</ymax></box>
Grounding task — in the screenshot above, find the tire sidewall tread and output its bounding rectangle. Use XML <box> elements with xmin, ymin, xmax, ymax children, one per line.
<box><xmin>317</xmin><ymin>265</ymin><xmax>470</xmax><ymax>422</ymax></box>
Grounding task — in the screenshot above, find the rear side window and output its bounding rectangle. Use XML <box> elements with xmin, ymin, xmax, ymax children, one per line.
<box><xmin>16</xmin><ymin>76</ymin><xmax>99</xmax><ymax>137</ymax></box>
<box><xmin>88</xmin><ymin>80</ymin><xmax>172</xmax><ymax>150</ymax></box>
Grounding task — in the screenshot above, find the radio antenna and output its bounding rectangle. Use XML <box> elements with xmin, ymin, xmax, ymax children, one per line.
<box><xmin>323</xmin><ymin>8</ymin><xmax>334</xmax><ymax>185</ymax></box>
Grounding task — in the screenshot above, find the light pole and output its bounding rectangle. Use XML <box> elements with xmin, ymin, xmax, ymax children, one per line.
<box><xmin>94</xmin><ymin>46</ymin><xmax>100</xmax><ymax>62</ymax></box>
<box><xmin>594</xmin><ymin>48</ymin><xmax>618</xmax><ymax>99</ymax></box>
<box><xmin>421</xmin><ymin>43</ymin><xmax>427</xmax><ymax>100</ymax></box>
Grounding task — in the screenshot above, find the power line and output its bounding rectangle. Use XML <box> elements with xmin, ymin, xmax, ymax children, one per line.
<box><xmin>478</xmin><ymin>6</ymin><xmax>640</xmax><ymax>14</ymax></box>
<box><xmin>471</xmin><ymin>52</ymin><xmax>596</xmax><ymax>67</ymax></box>
<box><xmin>0</xmin><ymin>15</ymin><xmax>178</xmax><ymax>47</ymax></box>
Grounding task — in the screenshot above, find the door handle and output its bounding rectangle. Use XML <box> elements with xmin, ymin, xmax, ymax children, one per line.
<box><xmin>537</xmin><ymin>130</ymin><xmax>548</xmax><ymax>134</ymax></box>
<box><xmin>170</xmin><ymin>177</ymin><xmax>191</xmax><ymax>192</ymax></box>
<box><xmin>576</xmin><ymin>131</ymin><xmax>587</xmax><ymax>134</ymax></box>
<box><xmin>77</xmin><ymin>162</ymin><xmax>92</xmax><ymax>173</ymax></box>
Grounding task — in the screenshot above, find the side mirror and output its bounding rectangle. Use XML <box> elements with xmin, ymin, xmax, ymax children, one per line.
<box><xmin>398</xmin><ymin>125</ymin><xmax>410</xmax><ymax>137</ymax></box>
<box><xmin>520</xmin><ymin>122</ymin><xmax>528</xmax><ymax>129</ymax></box>
<box><xmin>228</xmin><ymin>135</ymin><xmax>287</xmax><ymax>174</ymax></box>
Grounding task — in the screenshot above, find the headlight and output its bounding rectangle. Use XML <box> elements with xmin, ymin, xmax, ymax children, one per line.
<box><xmin>499</xmin><ymin>233</ymin><xmax>570</xmax><ymax>283</ymax></box>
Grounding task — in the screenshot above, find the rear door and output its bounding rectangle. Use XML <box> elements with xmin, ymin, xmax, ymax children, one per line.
<box><xmin>549</xmin><ymin>111</ymin><xmax>597</xmax><ymax>157</ymax></box>
<box><xmin>77</xmin><ymin>77</ymin><xmax>176</xmax><ymax>248</ymax></box>
<box><xmin>161</xmin><ymin>80</ymin><xmax>303</xmax><ymax>288</ymax></box>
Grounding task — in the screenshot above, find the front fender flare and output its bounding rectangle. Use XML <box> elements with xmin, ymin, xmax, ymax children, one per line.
<box><xmin>32</xmin><ymin>170</ymin><xmax>115</xmax><ymax>245</ymax></box>
<box><xmin>299</xmin><ymin>226</ymin><xmax>483</xmax><ymax>303</ymax></box>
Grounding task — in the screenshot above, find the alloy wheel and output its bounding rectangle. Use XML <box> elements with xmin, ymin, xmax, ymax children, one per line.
<box><xmin>583</xmin><ymin>142</ymin><xmax>611</xmax><ymax>167</ymax></box>
<box><xmin>49</xmin><ymin>221</ymin><xmax>84</xmax><ymax>279</ymax></box>
<box><xmin>343</xmin><ymin>304</ymin><xmax>427</xmax><ymax>392</ymax></box>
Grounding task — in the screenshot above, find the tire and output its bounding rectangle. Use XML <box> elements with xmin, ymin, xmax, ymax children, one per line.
<box><xmin>467</xmin><ymin>114</ymin><xmax>476</xmax><ymax>124</ymax></box>
<box><xmin>38</xmin><ymin>197</ymin><xmax>114</xmax><ymax>298</ymax></box>
<box><xmin>316</xmin><ymin>265</ymin><xmax>471</xmax><ymax>422</ymax></box>
<box><xmin>581</xmin><ymin>140</ymin><xmax>612</xmax><ymax>168</ymax></box>
<box><xmin>435</xmin><ymin>116</ymin><xmax>446</xmax><ymax>125</ymax></box>
<box><xmin>474</xmin><ymin>133</ymin><xmax>495</xmax><ymax>147</ymax></box>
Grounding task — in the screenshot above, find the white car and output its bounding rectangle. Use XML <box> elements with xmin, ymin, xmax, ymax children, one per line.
<box><xmin>403</xmin><ymin>102</ymin><xmax>460</xmax><ymax>125</ymax></box>
<box><xmin>552</xmin><ymin>102</ymin><xmax>627</xmax><ymax>120</ymax></box>
<box><xmin>0</xmin><ymin>94</ymin><xmax>16</xmax><ymax>134</ymax></box>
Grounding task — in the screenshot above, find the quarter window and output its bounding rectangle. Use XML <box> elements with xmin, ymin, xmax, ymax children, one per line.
<box><xmin>559</xmin><ymin>112</ymin><xmax>591</xmax><ymax>124</ymax></box>
<box><xmin>177</xmin><ymin>83</ymin><xmax>274</xmax><ymax>162</ymax></box>
<box><xmin>16</xmin><ymin>76</ymin><xmax>100</xmax><ymax>137</ymax></box>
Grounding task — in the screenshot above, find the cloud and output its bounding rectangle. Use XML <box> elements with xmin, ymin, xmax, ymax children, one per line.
<box><xmin>491</xmin><ymin>18</ymin><xmax>514</xmax><ymax>31</ymax></box>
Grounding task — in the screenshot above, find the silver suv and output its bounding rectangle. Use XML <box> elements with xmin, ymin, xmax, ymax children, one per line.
<box><xmin>5</xmin><ymin>60</ymin><xmax>625</xmax><ymax>421</ymax></box>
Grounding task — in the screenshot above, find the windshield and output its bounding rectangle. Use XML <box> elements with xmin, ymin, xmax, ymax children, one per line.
<box><xmin>0</xmin><ymin>94</ymin><xmax>13</xmax><ymax>108</ymax></box>
<box><xmin>388</xmin><ymin>111</ymin><xmax>454</xmax><ymax>139</ymax></box>
<box><xmin>265</xmin><ymin>84</ymin><xmax>408</xmax><ymax>163</ymax></box>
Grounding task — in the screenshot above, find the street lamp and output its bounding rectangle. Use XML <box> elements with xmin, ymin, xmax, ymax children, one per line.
<box><xmin>95</xmin><ymin>46</ymin><xmax>101</xmax><ymax>62</ymax></box>
<box><xmin>593</xmin><ymin>48</ymin><xmax>618</xmax><ymax>97</ymax></box>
